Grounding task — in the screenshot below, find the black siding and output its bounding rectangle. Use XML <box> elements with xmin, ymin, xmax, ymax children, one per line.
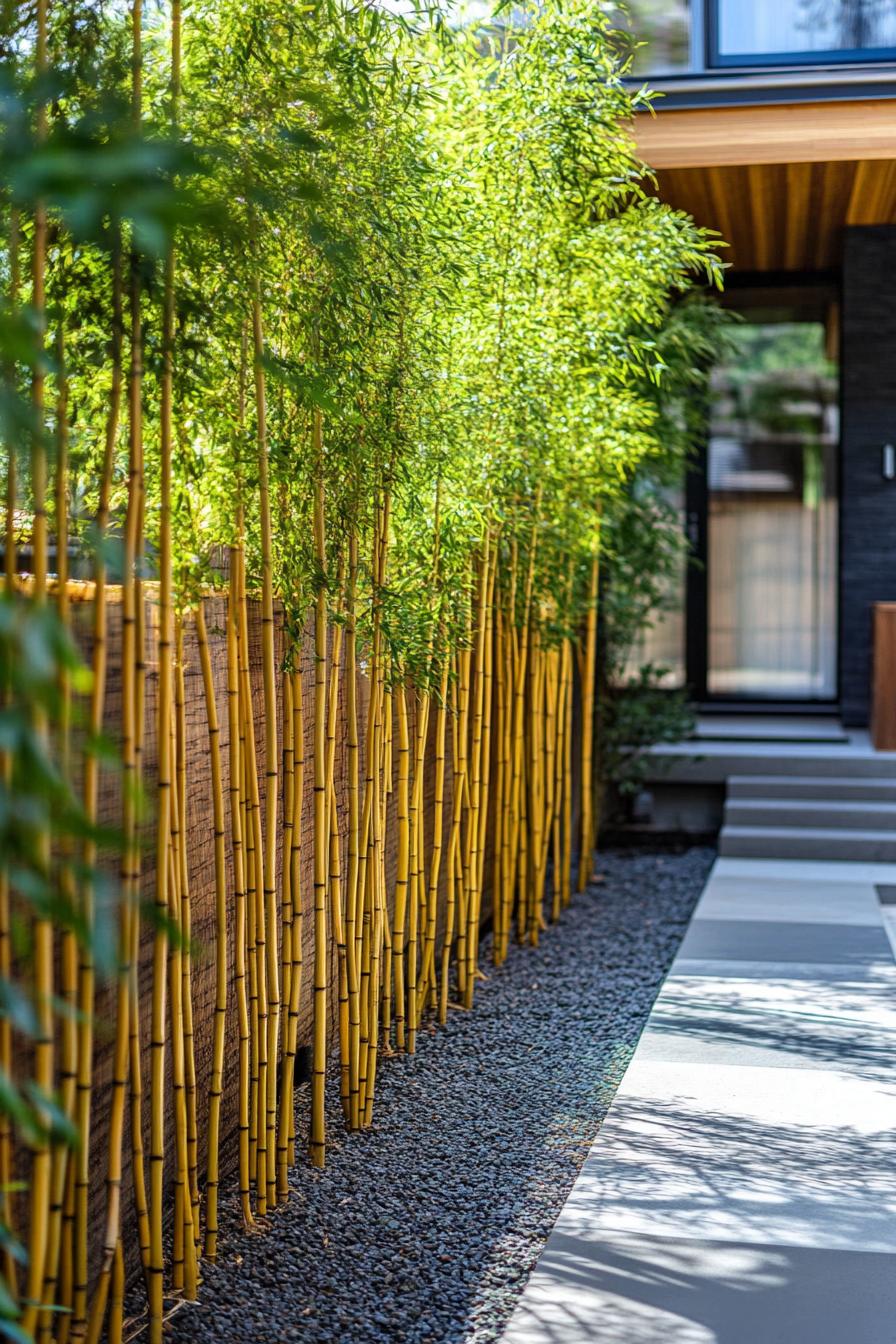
<box><xmin>841</xmin><ymin>225</ymin><xmax>896</xmax><ymax>727</ymax></box>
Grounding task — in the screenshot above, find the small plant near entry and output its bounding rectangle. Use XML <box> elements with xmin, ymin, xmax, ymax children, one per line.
<box><xmin>597</xmin><ymin>665</ymin><xmax>696</xmax><ymax>825</ymax></box>
<box><xmin>0</xmin><ymin>0</ymin><xmax>723</xmax><ymax>1339</ymax></box>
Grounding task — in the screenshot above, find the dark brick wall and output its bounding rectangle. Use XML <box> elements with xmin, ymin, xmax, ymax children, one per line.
<box><xmin>840</xmin><ymin>226</ymin><xmax>896</xmax><ymax>726</ymax></box>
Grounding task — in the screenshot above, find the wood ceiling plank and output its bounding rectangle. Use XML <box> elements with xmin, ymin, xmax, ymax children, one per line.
<box><xmin>847</xmin><ymin>159</ymin><xmax>880</xmax><ymax>225</ymax></box>
<box><xmin>748</xmin><ymin>163</ymin><xmax>774</xmax><ymax>271</ymax></box>
<box><xmin>814</xmin><ymin>161</ymin><xmax>860</xmax><ymax>268</ymax></box>
<box><xmin>881</xmin><ymin>162</ymin><xmax>896</xmax><ymax>225</ymax></box>
<box><xmin>848</xmin><ymin>158</ymin><xmax>896</xmax><ymax>225</ymax></box>
<box><xmin>704</xmin><ymin>165</ymin><xmax>738</xmax><ymax>264</ymax></box>
<box><xmin>784</xmin><ymin>162</ymin><xmax>813</xmax><ymax>271</ymax></box>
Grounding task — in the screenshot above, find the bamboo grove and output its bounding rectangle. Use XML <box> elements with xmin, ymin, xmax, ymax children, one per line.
<box><xmin>0</xmin><ymin>0</ymin><xmax>721</xmax><ymax>1338</ymax></box>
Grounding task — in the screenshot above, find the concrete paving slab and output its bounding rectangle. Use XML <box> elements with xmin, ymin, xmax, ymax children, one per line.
<box><xmin>712</xmin><ymin>857</ymin><xmax>896</xmax><ymax>885</ymax></box>
<box><xmin>638</xmin><ymin>973</ymin><xmax>896</xmax><ymax>1077</ymax></box>
<box><xmin>672</xmin><ymin>957</ymin><xmax>896</xmax><ymax>984</ymax></box>
<box><xmin>678</xmin><ymin>917</ymin><xmax>893</xmax><ymax>965</ymax></box>
<box><xmin>556</xmin><ymin>1060</ymin><xmax>896</xmax><ymax>1251</ymax></box>
<box><xmin>695</xmin><ymin>878</ymin><xmax>881</xmax><ymax>925</ymax></box>
<box><xmin>502</xmin><ymin>1233</ymin><xmax>896</xmax><ymax>1344</ymax></box>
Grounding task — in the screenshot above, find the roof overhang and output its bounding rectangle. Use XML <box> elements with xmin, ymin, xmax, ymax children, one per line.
<box><xmin>633</xmin><ymin>100</ymin><xmax>896</xmax><ymax>274</ymax></box>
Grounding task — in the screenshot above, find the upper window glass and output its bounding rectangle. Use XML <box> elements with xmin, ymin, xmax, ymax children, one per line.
<box><xmin>611</xmin><ymin>1</ymin><xmax>692</xmax><ymax>75</ymax></box>
<box><xmin>712</xmin><ymin>0</ymin><xmax>896</xmax><ymax>66</ymax></box>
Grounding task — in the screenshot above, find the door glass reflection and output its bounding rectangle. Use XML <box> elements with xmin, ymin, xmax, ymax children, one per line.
<box><xmin>707</xmin><ymin>321</ymin><xmax>838</xmax><ymax>699</ymax></box>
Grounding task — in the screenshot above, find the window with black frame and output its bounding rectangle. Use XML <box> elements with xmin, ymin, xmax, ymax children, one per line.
<box><xmin>710</xmin><ymin>0</ymin><xmax>896</xmax><ymax>67</ymax></box>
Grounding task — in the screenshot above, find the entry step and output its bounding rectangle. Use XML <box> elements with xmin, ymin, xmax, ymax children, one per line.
<box><xmin>646</xmin><ymin>741</ymin><xmax>896</xmax><ymax>784</ymax></box>
<box><xmin>725</xmin><ymin>798</ymin><xmax>896</xmax><ymax>831</ymax></box>
<box><xmin>728</xmin><ymin>774</ymin><xmax>896</xmax><ymax>802</ymax></box>
<box><xmin>696</xmin><ymin>715</ymin><xmax>849</xmax><ymax>743</ymax></box>
<box><xmin>719</xmin><ymin>825</ymin><xmax>896</xmax><ymax>862</ymax></box>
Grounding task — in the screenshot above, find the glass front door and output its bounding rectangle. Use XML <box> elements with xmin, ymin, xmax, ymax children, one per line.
<box><xmin>705</xmin><ymin>319</ymin><xmax>839</xmax><ymax>700</ymax></box>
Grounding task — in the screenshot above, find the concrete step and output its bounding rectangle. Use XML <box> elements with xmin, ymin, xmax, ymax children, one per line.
<box><xmin>646</xmin><ymin>742</ymin><xmax>896</xmax><ymax>785</ymax></box>
<box><xmin>724</xmin><ymin>798</ymin><xmax>896</xmax><ymax>831</ymax></box>
<box><xmin>719</xmin><ymin>825</ymin><xmax>896</xmax><ymax>862</ymax></box>
<box><xmin>728</xmin><ymin>774</ymin><xmax>896</xmax><ymax>802</ymax></box>
<box><xmin>696</xmin><ymin>715</ymin><xmax>849</xmax><ymax>743</ymax></box>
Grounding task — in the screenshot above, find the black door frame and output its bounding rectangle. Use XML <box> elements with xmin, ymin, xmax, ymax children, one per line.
<box><xmin>685</xmin><ymin>440</ymin><xmax>709</xmax><ymax>703</ymax></box>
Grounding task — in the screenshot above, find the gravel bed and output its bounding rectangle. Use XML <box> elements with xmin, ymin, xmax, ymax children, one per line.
<box><xmin>165</xmin><ymin>845</ymin><xmax>714</xmax><ymax>1344</ymax></box>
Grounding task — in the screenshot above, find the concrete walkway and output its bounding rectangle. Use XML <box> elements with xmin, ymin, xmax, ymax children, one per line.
<box><xmin>501</xmin><ymin>856</ymin><xmax>896</xmax><ymax>1344</ymax></box>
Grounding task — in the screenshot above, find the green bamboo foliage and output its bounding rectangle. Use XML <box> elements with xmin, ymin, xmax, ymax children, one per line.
<box><xmin>0</xmin><ymin>0</ymin><xmax>723</xmax><ymax>1337</ymax></box>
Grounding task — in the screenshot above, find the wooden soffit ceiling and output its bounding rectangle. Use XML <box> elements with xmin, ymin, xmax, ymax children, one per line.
<box><xmin>632</xmin><ymin>99</ymin><xmax>896</xmax><ymax>273</ymax></box>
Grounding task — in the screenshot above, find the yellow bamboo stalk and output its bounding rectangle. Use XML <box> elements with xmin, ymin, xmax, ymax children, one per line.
<box><xmin>70</xmin><ymin>233</ymin><xmax>121</xmax><ymax>1337</ymax></box>
<box><xmin>406</xmin><ymin>685</ymin><xmax>429</xmax><ymax>1052</ymax></box>
<box><xmin>577</xmin><ymin>548</ymin><xmax>599</xmax><ymax>893</ymax></box>
<box><xmin>329</xmin><ymin>768</ymin><xmax>350</xmax><ymax>1123</ymax></box>
<box><xmin>197</xmin><ymin>600</ymin><xmax>228</xmax><ymax>1258</ymax></box>
<box><xmin>107</xmin><ymin>1240</ymin><xmax>124</xmax><ymax>1344</ymax></box>
<box><xmin>497</xmin><ymin>545</ymin><xmax>518</xmax><ymax>963</ymax></box>
<box><xmin>355</xmin><ymin>661</ymin><xmax>377</xmax><ymax>1057</ymax></box>
<box><xmin>468</xmin><ymin>540</ymin><xmax>497</xmax><ymax>999</ymax></box>
<box><xmin>380</xmin><ymin>670</ymin><xmax>395</xmax><ymax>1048</ymax></box>
<box><xmin>324</xmin><ymin>590</ymin><xmax>348</xmax><ymax>1121</ymax></box>
<box><xmin>21</xmin><ymin>0</ymin><xmax>53</xmax><ymax>1327</ymax></box>
<box><xmin>175</xmin><ymin>630</ymin><xmax>200</xmax><ymax>1258</ymax></box>
<box><xmin>236</xmin><ymin>543</ymin><xmax>266</xmax><ymax>1209</ymax></box>
<box><xmin>455</xmin><ymin>583</ymin><xmax>473</xmax><ymax>1003</ymax></box>
<box><xmin>3</xmin><ymin>208</ymin><xmax>18</xmax><ymax>585</ymax></box>
<box><xmin>129</xmin><ymin>596</ymin><xmax>150</xmax><ymax>1289</ymax></box>
<box><xmin>511</xmin><ymin>501</ymin><xmax>541</xmax><ymax>944</ymax></box>
<box><xmin>440</xmin><ymin>622</ymin><xmax>469</xmax><ymax>1024</ymax></box>
<box><xmin>0</xmin><ymin>206</ymin><xmax>19</xmax><ymax>1306</ymax></box>
<box><xmin>549</xmin><ymin>643</ymin><xmax>564</xmax><ymax>922</ymax></box>
<box><xmin>360</xmin><ymin>490</ymin><xmax>390</xmax><ymax>1124</ymax></box>
<box><xmin>34</xmin><ymin>321</ymin><xmax>72</xmax><ymax>1344</ymax></box>
<box><xmin>283</xmin><ymin>668</ymin><xmax>305</xmax><ymax>1168</ymax></box>
<box><xmin>462</xmin><ymin>541</ymin><xmax>490</xmax><ymax>1007</ymax></box>
<box><xmin>227</xmin><ymin>537</ymin><xmax>254</xmax><ymax>1228</ymax></box>
<box><xmin>391</xmin><ymin>684</ymin><xmax>410</xmax><ymax>1050</ymax></box>
<box><xmin>83</xmin><ymin>899</ymin><xmax>131</xmax><ymax>1344</ymax></box>
<box><xmin>252</xmin><ymin>286</ymin><xmax>280</xmax><ymax>1208</ymax></box>
<box><xmin>355</xmin><ymin>510</ymin><xmax>383</xmax><ymax>1122</ymax></box>
<box><xmin>527</xmin><ymin>626</ymin><xmax>545</xmax><ymax>946</ymax></box>
<box><xmin>230</xmin><ymin>497</ymin><xmax>268</xmax><ymax>1212</ymax></box>
<box><xmin>131</xmin><ymin>456</ymin><xmax>151</xmax><ymax>1298</ymax></box>
<box><xmin>344</xmin><ymin>534</ymin><xmax>361</xmax><ymax>1128</ymax></box>
<box><xmin>37</xmin><ymin>320</ymin><xmax>78</xmax><ymax>1344</ymax></box>
<box><xmin>561</xmin><ymin>634</ymin><xmax>574</xmax><ymax>908</ymax></box>
<box><xmin>363</xmin><ymin>666</ymin><xmax>387</xmax><ymax>1121</ymax></box>
<box><xmin>276</xmin><ymin>671</ymin><xmax>294</xmax><ymax>1192</ymax></box>
<box><xmin>508</xmin><ymin>614</ymin><xmax>526</xmax><ymax>944</ymax></box>
<box><xmin>147</xmin><ymin>0</ymin><xmax>179</xmax><ymax>1308</ymax></box>
<box><xmin>416</xmin><ymin>654</ymin><xmax>448</xmax><ymax>1015</ymax></box>
<box><xmin>473</xmin><ymin>558</ymin><xmax>496</xmax><ymax>973</ymax></box>
<box><xmin>85</xmin><ymin>428</ymin><xmax>147</xmax><ymax>1341</ymax></box>
<box><xmin>491</xmin><ymin>598</ymin><xmax>507</xmax><ymax>964</ymax></box>
<box><xmin>309</xmin><ymin>407</ymin><xmax>328</xmax><ymax>1167</ymax></box>
<box><xmin>167</xmin><ymin>705</ymin><xmax>197</xmax><ymax>1301</ymax></box>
